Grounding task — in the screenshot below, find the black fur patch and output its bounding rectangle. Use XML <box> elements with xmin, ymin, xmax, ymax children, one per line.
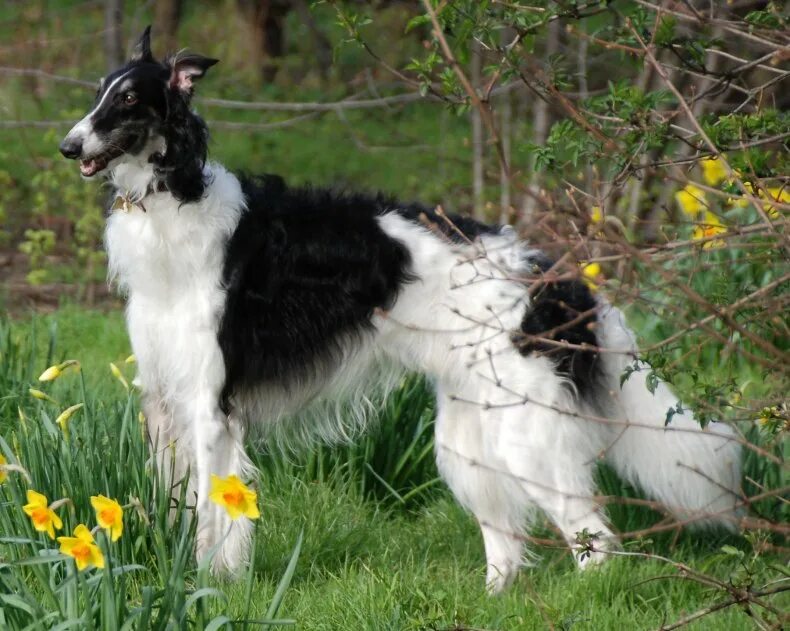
<box><xmin>392</xmin><ymin>204</ymin><xmax>502</xmax><ymax>243</ymax></box>
<box><xmin>217</xmin><ymin>176</ymin><xmax>415</xmax><ymax>413</ymax></box>
<box><xmin>218</xmin><ymin>178</ymin><xmax>601</xmax><ymax>411</ymax></box>
<box><xmin>513</xmin><ymin>252</ymin><xmax>600</xmax><ymax>398</ymax></box>
<box><xmin>148</xmin><ymin>93</ymin><xmax>209</xmax><ymax>202</ymax></box>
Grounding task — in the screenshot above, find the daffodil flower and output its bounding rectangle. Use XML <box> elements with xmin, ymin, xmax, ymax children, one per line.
<box><xmin>55</xmin><ymin>403</ymin><xmax>84</xmax><ymax>436</ymax></box>
<box><xmin>675</xmin><ymin>184</ymin><xmax>707</xmax><ymax>217</ymax></box>
<box><xmin>692</xmin><ymin>212</ymin><xmax>726</xmax><ymax>249</ymax></box>
<box><xmin>0</xmin><ymin>455</ymin><xmax>31</xmax><ymax>484</ymax></box>
<box><xmin>727</xmin><ymin>181</ymin><xmax>754</xmax><ymax>209</ymax></box>
<box><xmin>109</xmin><ymin>363</ymin><xmax>129</xmax><ymax>390</ymax></box>
<box><xmin>209</xmin><ymin>474</ymin><xmax>260</xmax><ymax>520</ymax></box>
<box><xmin>581</xmin><ymin>262</ymin><xmax>602</xmax><ymax>291</ymax></box>
<box><xmin>38</xmin><ymin>366</ymin><xmax>61</xmax><ymax>382</ymax></box>
<box><xmin>700</xmin><ymin>157</ymin><xmax>728</xmax><ymax>186</ymax></box>
<box><xmin>28</xmin><ymin>388</ymin><xmax>59</xmax><ymax>405</ymax></box>
<box><xmin>22</xmin><ymin>490</ymin><xmax>63</xmax><ymax>540</ymax></box>
<box><xmin>124</xmin><ymin>354</ymin><xmax>136</xmax><ymax>364</ymax></box>
<box><xmin>90</xmin><ymin>495</ymin><xmax>124</xmax><ymax>542</ymax></box>
<box><xmin>761</xmin><ymin>187</ymin><xmax>788</xmax><ymax>219</ymax></box>
<box><xmin>57</xmin><ymin>525</ymin><xmax>105</xmax><ymax>571</ymax></box>
<box><xmin>38</xmin><ymin>360</ymin><xmax>80</xmax><ymax>382</ymax></box>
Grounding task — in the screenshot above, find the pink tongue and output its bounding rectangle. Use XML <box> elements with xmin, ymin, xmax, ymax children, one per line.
<box><xmin>79</xmin><ymin>159</ymin><xmax>100</xmax><ymax>176</ymax></box>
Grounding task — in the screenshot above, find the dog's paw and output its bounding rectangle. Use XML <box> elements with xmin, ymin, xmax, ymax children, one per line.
<box><xmin>485</xmin><ymin>561</ymin><xmax>518</xmax><ymax>595</ymax></box>
<box><xmin>197</xmin><ymin>510</ymin><xmax>253</xmax><ymax>578</ymax></box>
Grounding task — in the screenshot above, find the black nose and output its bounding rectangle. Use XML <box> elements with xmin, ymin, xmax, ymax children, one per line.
<box><xmin>59</xmin><ymin>138</ymin><xmax>83</xmax><ymax>159</ymax></box>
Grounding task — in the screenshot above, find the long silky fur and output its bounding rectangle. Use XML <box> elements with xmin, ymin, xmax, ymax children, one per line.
<box><xmin>150</xmin><ymin>91</ymin><xmax>210</xmax><ymax>203</ymax></box>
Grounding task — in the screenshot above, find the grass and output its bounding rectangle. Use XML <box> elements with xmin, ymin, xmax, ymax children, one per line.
<box><xmin>1</xmin><ymin>306</ymin><xmax>786</xmax><ymax>630</ymax></box>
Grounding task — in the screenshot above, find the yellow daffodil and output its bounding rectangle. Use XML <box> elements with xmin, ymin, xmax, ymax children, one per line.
<box><xmin>38</xmin><ymin>360</ymin><xmax>80</xmax><ymax>382</ymax></box>
<box><xmin>590</xmin><ymin>206</ymin><xmax>603</xmax><ymax>224</ymax></box>
<box><xmin>727</xmin><ymin>184</ymin><xmax>787</xmax><ymax>217</ymax></box>
<box><xmin>109</xmin><ymin>363</ymin><xmax>129</xmax><ymax>391</ymax></box>
<box><xmin>38</xmin><ymin>366</ymin><xmax>61</xmax><ymax>382</ymax></box>
<box><xmin>55</xmin><ymin>403</ymin><xmax>84</xmax><ymax>436</ymax></box>
<box><xmin>757</xmin><ymin>406</ymin><xmax>778</xmax><ymax>429</ymax></box>
<box><xmin>124</xmin><ymin>354</ymin><xmax>136</xmax><ymax>364</ymax></box>
<box><xmin>581</xmin><ymin>262</ymin><xmax>603</xmax><ymax>291</ymax></box>
<box><xmin>22</xmin><ymin>490</ymin><xmax>63</xmax><ymax>540</ymax></box>
<box><xmin>727</xmin><ymin>181</ymin><xmax>754</xmax><ymax>209</ymax></box>
<box><xmin>675</xmin><ymin>184</ymin><xmax>707</xmax><ymax>217</ymax></box>
<box><xmin>692</xmin><ymin>212</ymin><xmax>726</xmax><ymax>249</ymax></box>
<box><xmin>0</xmin><ymin>456</ymin><xmax>30</xmax><ymax>485</ymax></box>
<box><xmin>700</xmin><ymin>157</ymin><xmax>728</xmax><ymax>186</ymax></box>
<box><xmin>28</xmin><ymin>388</ymin><xmax>58</xmax><ymax>405</ymax></box>
<box><xmin>209</xmin><ymin>474</ymin><xmax>260</xmax><ymax>520</ymax></box>
<box><xmin>90</xmin><ymin>495</ymin><xmax>124</xmax><ymax>542</ymax></box>
<box><xmin>57</xmin><ymin>524</ymin><xmax>105</xmax><ymax>571</ymax></box>
<box><xmin>761</xmin><ymin>187</ymin><xmax>788</xmax><ymax>219</ymax></box>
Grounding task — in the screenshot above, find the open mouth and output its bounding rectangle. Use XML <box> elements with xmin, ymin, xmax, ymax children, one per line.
<box><xmin>79</xmin><ymin>148</ymin><xmax>124</xmax><ymax>177</ymax></box>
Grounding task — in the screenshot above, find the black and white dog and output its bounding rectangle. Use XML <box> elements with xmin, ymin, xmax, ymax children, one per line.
<box><xmin>60</xmin><ymin>29</ymin><xmax>741</xmax><ymax>593</ymax></box>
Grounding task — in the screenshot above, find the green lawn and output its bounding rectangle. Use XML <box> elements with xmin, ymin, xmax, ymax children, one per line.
<box><xmin>0</xmin><ymin>306</ymin><xmax>785</xmax><ymax>630</ymax></box>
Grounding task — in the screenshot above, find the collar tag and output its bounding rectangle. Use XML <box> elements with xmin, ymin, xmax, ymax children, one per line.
<box><xmin>111</xmin><ymin>193</ymin><xmax>144</xmax><ymax>213</ymax></box>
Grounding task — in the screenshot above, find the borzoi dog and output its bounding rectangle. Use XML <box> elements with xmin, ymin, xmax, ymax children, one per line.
<box><xmin>59</xmin><ymin>28</ymin><xmax>741</xmax><ymax>593</ymax></box>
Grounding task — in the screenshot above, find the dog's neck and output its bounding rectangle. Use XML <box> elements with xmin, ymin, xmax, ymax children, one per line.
<box><xmin>109</xmin><ymin>136</ymin><xmax>168</xmax><ymax>201</ymax></box>
<box><xmin>111</xmin><ymin>161</ymin><xmax>162</xmax><ymax>201</ymax></box>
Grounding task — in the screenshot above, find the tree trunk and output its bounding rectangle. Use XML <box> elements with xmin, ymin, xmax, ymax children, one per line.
<box><xmin>237</xmin><ymin>0</ymin><xmax>291</xmax><ymax>83</ymax></box>
<box><xmin>155</xmin><ymin>0</ymin><xmax>183</xmax><ymax>54</ymax></box>
<box><xmin>104</xmin><ymin>0</ymin><xmax>123</xmax><ymax>71</ymax></box>
<box><xmin>499</xmin><ymin>92</ymin><xmax>512</xmax><ymax>225</ymax></box>
<box><xmin>470</xmin><ymin>39</ymin><xmax>484</xmax><ymax>220</ymax></box>
<box><xmin>498</xmin><ymin>27</ymin><xmax>516</xmax><ymax>225</ymax></box>
<box><xmin>292</xmin><ymin>0</ymin><xmax>332</xmax><ymax>81</ymax></box>
<box><xmin>521</xmin><ymin>20</ymin><xmax>560</xmax><ymax>226</ymax></box>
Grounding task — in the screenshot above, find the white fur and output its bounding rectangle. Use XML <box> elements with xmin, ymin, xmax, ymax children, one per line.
<box><xmin>107</xmin><ymin>161</ymin><xmax>254</xmax><ymax>571</ymax></box>
<box><xmin>104</xmin><ymin>161</ymin><xmax>742</xmax><ymax>589</ymax></box>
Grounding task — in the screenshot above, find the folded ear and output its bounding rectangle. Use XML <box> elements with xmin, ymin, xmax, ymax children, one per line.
<box><xmin>166</xmin><ymin>53</ymin><xmax>219</xmax><ymax>95</ymax></box>
<box><xmin>130</xmin><ymin>26</ymin><xmax>154</xmax><ymax>62</ymax></box>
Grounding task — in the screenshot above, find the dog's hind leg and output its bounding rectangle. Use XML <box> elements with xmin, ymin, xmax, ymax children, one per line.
<box><xmin>494</xmin><ymin>364</ymin><xmax>616</xmax><ymax>568</ymax></box>
<box><xmin>434</xmin><ymin>388</ymin><xmax>528</xmax><ymax>594</ymax></box>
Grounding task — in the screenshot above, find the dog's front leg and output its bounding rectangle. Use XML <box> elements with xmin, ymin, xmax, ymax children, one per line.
<box><xmin>143</xmin><ymin>391</ymin><xmax>193</xmax><ymax>520</ymax></box>
<box><xmin>188</xmin><ymin>345</ymin><xmax>256</xmax><ymax>576</ymax></box>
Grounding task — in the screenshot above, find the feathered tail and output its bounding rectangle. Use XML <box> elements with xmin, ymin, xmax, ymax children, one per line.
<box><xmin>595</xmin><ymin>304</ymin><xmax>742</xmax><ymax>529</ymax></box>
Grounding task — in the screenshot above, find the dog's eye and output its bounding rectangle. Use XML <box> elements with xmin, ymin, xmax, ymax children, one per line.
<box><xmin>123</xmin><ymin>93</ymin><xmax>138</xmax><ymax>106</ymax></box>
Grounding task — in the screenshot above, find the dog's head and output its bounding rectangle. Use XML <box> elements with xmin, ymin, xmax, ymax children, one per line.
<box><xmin>60</xmin><ymin>27</ymin><xmax>217</xmax><ymax>200</ymax></box>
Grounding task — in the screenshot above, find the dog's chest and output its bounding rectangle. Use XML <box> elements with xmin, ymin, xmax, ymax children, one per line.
<box><xmin>104</xmin><ymin>182</ymin><xmax>244</xmax><ymax>393</ymax></box>
<box><xmin>104</xmin><ymin>186</ymin><xmax>240</xmax><ymax>296</ymax></box>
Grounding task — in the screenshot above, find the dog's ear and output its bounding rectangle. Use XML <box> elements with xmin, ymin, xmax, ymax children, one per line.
<box><xmin>166</xmin><ymin>53</ymin><xmax>219</xmax><ymax>95</ymax></box>
<box><xmin>130</xmin><ymin>26</ymin><xmax>154</xmax><ymax>63</ymax></box>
